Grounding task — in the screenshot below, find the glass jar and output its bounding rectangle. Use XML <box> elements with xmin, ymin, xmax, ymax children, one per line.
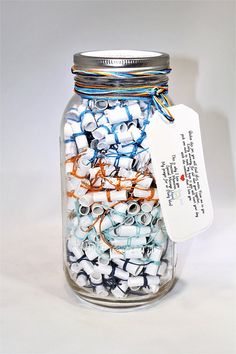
<box><xmin>60</xmin><ymin>50</ymin><xmax>176</xmax><ymax>309</ymax></box>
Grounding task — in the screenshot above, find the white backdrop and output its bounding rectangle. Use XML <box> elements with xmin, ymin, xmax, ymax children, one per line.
<box><xmin>1</xmin><ymin>1</ymin><xmax>236</xmax><ymax>354</ymax></box>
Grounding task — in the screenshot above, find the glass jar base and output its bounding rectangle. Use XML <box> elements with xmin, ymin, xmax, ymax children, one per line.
<box><xmin>65</xmin><ymin>268</ymin><xmax>176</xmax><ymax>310</ymax></box>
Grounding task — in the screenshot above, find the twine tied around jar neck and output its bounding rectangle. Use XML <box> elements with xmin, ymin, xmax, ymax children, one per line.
<box><xmin>71</xmin><ymin>66</ymin><xmax>174</xmax><ymax>122</ymax></box>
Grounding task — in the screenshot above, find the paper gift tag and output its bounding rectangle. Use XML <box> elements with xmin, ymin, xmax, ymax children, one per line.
<box><xmin>146</xmin><ymin>104</ymin><xmax>213</xmax><ymax>242</ymax></box>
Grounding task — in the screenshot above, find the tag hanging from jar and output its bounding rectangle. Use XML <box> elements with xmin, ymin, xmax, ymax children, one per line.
<box><xmin>146</xmin><ymin>104</ymin><xmax>213</xmax><ymax>242</ymax></box>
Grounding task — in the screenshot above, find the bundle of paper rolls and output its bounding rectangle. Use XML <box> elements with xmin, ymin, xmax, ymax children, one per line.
<box><xmin>64</xmin><ymin>98</ymin><xmax>174</xmax><ymax>298</ymax></box>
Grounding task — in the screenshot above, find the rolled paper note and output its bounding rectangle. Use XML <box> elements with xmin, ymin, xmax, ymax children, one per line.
<box><xmin>82</xmin><ymin>147</ymin><xmax>97</xmax><ymax>161</ymax></box>
<box><xmin>70</xmin><ymin>262</ymin><xmax>83</xmax><ymax>274</ymax></box>
<box><xmin>95</xmin><ymin>285</ymin><xmax>109</xmax><ymax>296</ymax></box>
<box><xmin>125</xmin><ymin>247</ymin><xmax>143</xmax><ymax>259</ymax></box>
<box><xmin>104</xmin><ymin>165</ymin><xmax>116</xmax><ymax>176</ymax></box>
<box><xmin>136</xmin><ymin>213</ymin><xmax>152</xmax><ymax>226</ymax></box>
<box><xmin>70</xmin><ymin>121</ymin><xmax>89</xmax><ymax>149</ymax></box>
<box><xmin>71</xmin><ymin>246</ymin><xmax>84</xmax><ymax>261</ymax></box>
<box><xmin>65</xmin><ymin>161</ymin><xmax>74</xmax><ymax>174</ymax></box>
<box><xmin>98</xmin><ymin>253</ymin><xmax>110</xmax><ymax>266</ymax></box>
<box><xmin>143</xmin><ymin>285</ymin><xmax>160</xmax><ymax>294</ymax></box>
<box><xmin>97</xmin><ymin>139</ymin><xmax>110</xmax><ymax>150</ymax></box>
<box><xmin>105</xmin><ymin>103</ymin><xmax>142</xmax><ymax>124</ymax></box>
<box><xmin>74</xmin><ymin>227</ymin><xmax>89</xmax><ymax>241</ymax></box>
<box><xmin>113</xmin><ymin>202</ymin><xmax>128</xmax><ymax>214</ymax></box>
<box><xmin>64</xmin><ymin>122</ymin><xmax>74</xmax><ymax>139</ymax></box>
<box><xmin>112</xmin><ymin>258</ymin><xmax>143</xmax><ymax>276</ymax></box>
<box><xmin>95</xmin><ymin>99</ymin><xmax>109</xmax><ymax>110</ymax></box>
<box><xmin>105</xmin><ymin>131</ymin><xmax>133</xmax><ymax>145</ymax></box>
<box><xmin>95</xmin><ymin>263</ymin><xmax>129</xmax><ymax>280</ymax></box>
<box><xmin>92</xmin><ymin>125</ymin><xmax>111</xmax><ymax>140</ymax></box>
<box><xmin>157</xmin><ymin>261</ymin><xmax>168</xmax><ymax>276</ymax></box>
<box><xmin>110</xmin><ymin>236</ymin><xmax>147</xmax><ymax>248</ymax></box>
<box><xmin>89</xmin><ymin>166</ymin><xmax>100</xmax><ymax>180</ymax></box>
<box><xmin>64</xmin><ymin>107</ymin><xmax>80</xmax><ymax>120</ymax></box>
<box><xmin>141</xmin><ymin>200</ymin><xmax>154</xmax><ymax>213</ymax></box>
<box><xmin>84</xmin><ymin>242</ymin><xmax>99</xmax><ymax>261</ymax></box>
<box><xmin>89</xmin><ymin>271</ymin><xmax>102</xmax><ymax>285</ymax></box>
<box><xmin>67</xmin><ymin>197</ymin><xmax>75</xmax><ymax>211</ymax></box>
<box><xmin>124</xmin><ymin>216</ymin><xmax>135</xmax><ymax>225</ymax></box>
<box><xmin>96</xmin><ymin>114</ymin><xmax>110</xmax><ymax>126</ymax></box>
<box><xmin>94</xmin><ymin>214</ymin><xmax>113</xmax><ymax>232</ymax></box>
<box><xmin>80</xmin><ymin>259</ymin><xmax>94</xmax><ymax>275</ymax></box>
<box><xmin>67</xmin><ymin>236</ymin><xmax>83</xmax><ymax>252</ymax></box>
<box><xmin>111</xmin><ymin>280</ymin><xmax>128</xmax><ymax>298</ymax></box>
<box><xmin>74</xmin><ymin>179</ymin><xmax>90</xmax><ymax>197</ymax></box>
<box><xmin>133</xmin><ymin>187</ymin><xmax>158</xmax><ymax>199</ymax></box>
<box><xmin>93</xmin><ymin>190</ymin><xmax>128</xmax><ymax>203</ymax></box>
<box><xmin>128</xmin><ymin>275</ymin><xmax>160</xmax><ymax>288</ymax></box>
<box><xmin>91</xmin><ymin>203</ymin><xmax>104</xmax><ymax>217</ymax></box>
<box><xmin>117</xmin><ymin>144</ymin><xmax>136</xmax><ymax>156</ymax></box>
<box><xmin>67</xmin><ymin>216</ymin><xmax>79</xmax><ymax>230</ymax></box>
<box><xmin>127</xmin><ymin>201</ymin><xmax>141</xmax><ymax>215</ymax></box>
<box><xmin>106</xmin><ymin>156</ymin><xmax>133</xmax><ymax>170</ymax></box>
<box><xmin>135</xmin><ymin>176</ymin><xmax>153</xmax><ymax>189</ymax></box>
<box><xmin>79</xmin><ymin>193</ymin><xmax>94</xmax><ymax>207</ymax></box>
<box><xmin>129</xmin><ymin>125</ymin><xmax>144</xmax><ymax>143</ymax></box>
<box><xmin>151</xmin><ymin>207</ymin><xmax>160</xmax><ymax>221</ymax></box>
<box><xmin>78</xmin><ymin>205</ymin><xmax>90</xmax><ymax>216</ymax></box>
<box><xmin>114</xmin><ymin>122</ymin><xmax>128</xmax><ymax>133</ymax></box>
<box><xmin>67</xmin><ymin>175</ymin><xmax>81</xmax><ymax>191</ymax></box>
<box><xmin>90</xmin><ymin>139</ymin><xmax>99</xmax><ymax>150</ymax></box>
<box><xmin>75</xmin><ymin>273</ymin><xmax>88</xmax><ymax>287</ymax></box>
<box><xmin>115</xmin><ymin>225</ymin><xmax>151</xmax><ymax>237</ymax></box>
<box><xmin>81</xmin><ymin>112</ymin><xmax>96</xmax><ymax>132</ymax></box>
<box><xmin>77</xmin><ymin>158</ymin><xmax>91</xmax><ymax>177</ymax></box>
<box><xmin>79</xmin><ymin>215</ymin><xmax>94</xmax><ymax>231</ymax></box>
<box><xmin>118</xmin><ymin>167</ymin><xmax>137</xmax><ymax>179</ymax></box>
<box><xmin>112</xmin><ymin>211</ymin><xmax>126</xmax><ymax>224</ymax></box>
<box><xmin>103</xmin><ymin>178</ymin><xmax>132</xmax><ymax>190</ymax></box>
<box><xmin>65</xmin><ymin>140</ymin><xmax>77</xmax><ymax>157</ymax></box>
<box><xmin>153</xmin><ymin>229</ymin><xmax>167</xmax><ymax>247</ymax></box>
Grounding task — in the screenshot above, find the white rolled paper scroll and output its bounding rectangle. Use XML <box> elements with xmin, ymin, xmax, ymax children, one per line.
<box><xmin>124</xmin><ymin>216</ymin><xmax>135</xmax><ymax>225</ymax></box>
<box><xmin>65</xmin><ymin>141</ymin><xmax>77</xmax><ymax>157</ymax></box>
<box><xmin>128</xmin><ymin>275</ymin><xmax>160</xmax><ymax>288</ymax></box>
<box><xmin>89</xmin><ymin>271</ymin><xmax>102</xmax><ymax>285</ymax></box>
<box><xmin>136</xmin><ymin>213</ymin><xmax>152</xmax><ymax>226</ymax></box>
<box><xmin>103</xmin><ymin>178</ymin><xmax>132</xmax><ymax>190</ymax></box>
<box><xmin>79</xmin><ymin>215</ymin><xmax>94</xmax><ymax>231</ymax></box>
<box><xmin>113</xmin><ymin>258</ymin><xmax>143</xmax><ymax>276</ymax></box>
<box><xmin>141</xmin><ymin>200</ymin><xmax>154</xmax><ymax>213</ymax></box>
<box><xmin>127</xmin><ymin>201</ymin><xmax>141</xmax><ymax>215</ymax></box>
<box><xmin>133</xmin><ymin>187</ymin><xmax>158</xmax><ymax>199</ymax></box>
<box><xmin>79</xmin><ymin>193</ymin><xmax>94</xmax><ymax>207</ymax></box>
<box><xmin>125</xmin><ymin>247</ymin><xmax>143</xmax><ymax>259</ymax></box>
<box><xmin>105</xmin><ymin>131</ymin><xmax>133</xmax><ymax>145</ymax></box>
<box><xmin>81</xmin><ymin>112</ymin><xmax>96</xmax><ymax>132</ymax></box>
<box><xmin>111</xmin><ymin>236</ymin><xmax>147</xmax><ymax>248</ymax></box>
<box><xmin>136</xmin><ymin>176</ymin><xmax>153</xmax><ymax>189</ymax></box>
<box><xmin>118</xmin><ymin>167</ymin><xmax>137</xmax><ymax>179</ymax></box>
<box><xmin>95</xmin><ymin>99</ymin><xmax>108</xmax><ymax>110</ymax></box>
<box><xmin>80</xmin><ymin>259</ymin><xmax>94</xmax><ymax>275</ymax></box>
<box><xmin>92</xmin><ymin>125</ymin><xmax>111</xmax><ymax>140</ymax></box>
<box><xmin>64</xmin><ymin>122</ymin><xmax>74</xmax><ymax>139</ymax></box>
<box><xmin>145</xmin><ymin>247</ymin><xmax>163</xmax><ymax>276</ymax></box>
<box><xmin>93</xmin><ymin>190</ymin><xmax>128</xmax><ymax>203</ymax></box>
<box><xmin>95</xmin><ymin>264</ymin><xmax>129</xmax><ymax>280</ymax></box>
<box><xmin>106</xmin><ymin>156</ymin><xmax>133</xmax><ymax>170</ymax></box>
<box><xmin>84</xmin><ymin>243</ymin><xmax>99</xmax><ymax>261</ymax></box>
<box><xmin>78</xmin><ymin>205</ymin><xmax>90</xmax><ymax>216</ymax></box>
<box><xmin>75</xmin><ymin>273</ymin><xmax>88</xmax><ymax>287</ymax></box>
<box><xmin>97</xmin><ymin>139</ymin><xmax>110</xmax><ymax>150</ymax></box>
<box><xmin>111</xmin><ymin>280</ymin><xmax>128</xmax><ymax>298</ymax></box>
<box><xmin>98</xmin><ymin>253</ymin><xmax>110</xmax><ymax>266</ymax></box>
<box><xmin>105</xmin><ymin>103</ymin><xmax>142</xmax><ymax>124</ymax></box>
<box><xmin>143</xmin><ymin>285</ymin><xmax>160</xmax><ymax>294</ymax></box>
<box><xmin>115</xmin><ymin>225</ymin><xmax>151</xmax><ymax>237</ymax></box>
<box><xmin>91</xmin><ymin>203</ymin><xmax>104</xmax><ymax>217</ymax></box>
<box><xmin>73</xmin><ymin>179</ymin><xmax>90</xmax><ymax>197</ymax></box>
<box><xmin>96</xmin><ymin>285</ymin><xmax>109</xmax><ymax>296</ymax></box>
<box><xmin>67</xmin><ymin>197</ymin><xmax>75</xmax><ymax>211</ymax></box>
<box><xmin>70</xmin><ymin>262</ymin><xmax>83</xmax><ymax>274</ymax></box>
<box><xmin>94</xmin><ymin>214</ymin><xmax>113</xmax><ymax>232</ymax></box>
<box><xmin>70</xmin><ymin>121</ymin><xmax>89</xmax><ymax>149</ymax></box>
<box><xmin>157</xmin><ymin>261</ymin><xmax>168</xmax><ymax>276</ymax></box>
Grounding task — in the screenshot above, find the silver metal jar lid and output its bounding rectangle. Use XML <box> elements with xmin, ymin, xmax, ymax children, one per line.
<box><xmin>73</xmin><ymin>50</ymin><xmax>169</xmax><ymax>71</ymax></box>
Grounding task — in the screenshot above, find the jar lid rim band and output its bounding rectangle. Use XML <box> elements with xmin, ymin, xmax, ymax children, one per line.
<box><xmin>73</xmin><ymin>50</ymin><xmax>170</xmax><ymax>71</ymax></box>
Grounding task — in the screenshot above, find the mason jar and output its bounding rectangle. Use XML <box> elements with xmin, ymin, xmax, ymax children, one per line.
<box><xmin>60</xmin><ymin>50</ymin><xmax>176</xmax><ymax>309</ymax></box>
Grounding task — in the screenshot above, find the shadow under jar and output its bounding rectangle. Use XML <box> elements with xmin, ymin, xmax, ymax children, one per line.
<box><xmin>60</xmin><ymin>50</ymin><xmax>176</xmax><ymax>309</ymax></box>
